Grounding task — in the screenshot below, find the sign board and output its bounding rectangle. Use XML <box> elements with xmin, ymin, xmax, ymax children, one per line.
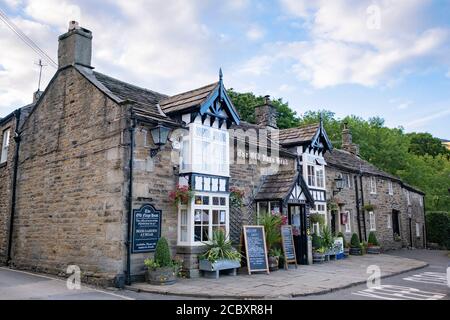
<box><xmin>281</xmin><ymin>225</ymin><xmax>298</xmax><ymax>269</ymax></box>
<box><xmin>334</xmin><ymin>237</ymin><xmax>344</xmax><ymax>254</ymax></box>
<box><xmin>131</xmin><ymin>204</ymin><xmax>162</xmax><ymax>253</ymax></box>
<box><xmin>242</xmin><ymin>226</ymin><xmax>270</xmax><ymax>275</ymax></box>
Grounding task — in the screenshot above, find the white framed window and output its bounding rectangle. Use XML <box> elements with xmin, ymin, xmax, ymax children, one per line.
<box><xmin>179</xmin><ymin>208</ymin><xmax>189</xmax><ymax>243</ymax></box>
<box><xmin>369</xmin><ymin>211</ymin><xmax>376</xmax><ymax>231</ymax></box>
<box><xmin>344</xmin><ymin>174</ymin><xmax>352</xmax><ymax>188</ymax></box>
<box><xmin>370</xmin><ymin>177</ymin><xmax>377</xmax><ymax>194</ymax></box>
<box><xmin>1</xmin><ymin>128</ymin><xmax>10</xmax><ymax>164</ymax></box>
<box><xmin>344</xmin><ymin>211</ymin><xmax>351</xmax><ymax>233</ymax></box>
<box><xmin>419</xmin><ymin>196</ymin><xmax>423</xmax><ymax>207</ymax></box>
<box><xmin>313</xmin><ymin>222</ymin><xmax>320</xmax><ymax>235</ymax></box>
<box><xmin>415</xmin><ymin>223</ymin><xmax>420</xmax><ymax>237</ymax></box>
<box><xmin>316</xmin><ymin>168</ymin><xmax>324</xmax><ymax>188</ymax></box>
<box><xmin>307</xmin><ymin>165</ymin><xmax>315</xmax><ymax>187</ymax></box>
<box><xmin>387</xmin><ymin>213</ymin><xmax>392</xmax><ymax>229</ymax></box>
<box><xmin>406</xmin><ymin>190</ymin><xmax>411</xmax><ymax>206</ymax></box>
<box><xmin>388</xmin><ymin>181</ymin><xmax>393</xmax><ymax>195</ymax></box>
<box><xmin>257</xmin><ymin>201</ymin><xmax>281</xmax><ymax>221</ymax></box>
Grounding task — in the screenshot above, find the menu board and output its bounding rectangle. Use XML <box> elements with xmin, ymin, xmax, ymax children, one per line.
<box><xmin>131</xmin><ymin>204</ymin><xmax>162</xmax><ymax>253</ymax></box>
<box><xmin>242</xmin><ymin>226</ymin><xmax>270</xmax><ymax>275</ymax></box>
<box><xmin>281</xmin><ymin>225</ymin><xmax>298</xmax><ymax>269</ymax></box>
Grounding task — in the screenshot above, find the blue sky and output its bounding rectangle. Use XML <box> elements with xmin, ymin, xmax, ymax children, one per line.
<box><xmin>1</xmin><ymin>0</ymin><xmax>449</xmax><ymax>138</ymax></box>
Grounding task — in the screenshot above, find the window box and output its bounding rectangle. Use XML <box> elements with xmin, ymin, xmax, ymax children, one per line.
<box><xmin>199</xmin><ymin>259</ymin><xmax>241</xmax><ymax>279</ymax></box>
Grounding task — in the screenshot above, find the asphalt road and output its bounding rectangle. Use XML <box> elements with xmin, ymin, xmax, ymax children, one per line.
<box><xmin>0</xmin><ymin>249</ymin><xmax>448</xmax><ymax>300</ymax></box>
<box><xmin>301</xmin><ymin>249</ymin><xmax>449</xmax><ymax>300</ymax></box>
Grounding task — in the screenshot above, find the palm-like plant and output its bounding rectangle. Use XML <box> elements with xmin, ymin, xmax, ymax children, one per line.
<box><xmin>257</xmin><ymin>213</ymin><xmax>282</xmax><ymax>254</ymax></box>
<box><xmin>200</xmin><ymin>230</ymin><xmax>241</xmax><ymax>263</ymax></box>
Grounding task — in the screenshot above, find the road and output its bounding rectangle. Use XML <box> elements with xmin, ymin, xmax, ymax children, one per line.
<box><xmin>302</xmin><ymin>249</ymin><xmax>449</xmax><ymax>300</ymax></box>
<box><xmin>0</xmin><ymin>249</ymin><xmax>448</xmax><ymax>300</ymax></box>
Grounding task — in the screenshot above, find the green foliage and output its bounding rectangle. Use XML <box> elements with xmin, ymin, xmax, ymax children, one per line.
<box><xmin>257</xmin><ymin>213</ymin><xmax>282</xmax><ymax>252</ymax></box>
<box><xmin>426</xmin><ymin>211</ymin><xmax>450</xmax><ymax>249</ymax></box>
<box><xmin>309</xmin><ymin>213</ymin><xmax>325</xmax><ymax>226</ymax></box>
<box><xmin>154</xmin><ymin>237</ymin><xmax>172</xmax><ymax>267</ymax></box>
<box><xmin>200</xmin><ymin>229</ymin><xmax>241</xmax><ymax>263</ymax></box>
<box><xmin>368</xmin><ymin>232</ymin><xmax>379</xmax><ymax>246</ymax></box>
<box><xmin>311</xmin><ymin>233</ymin><xmax>323</xmax><ymax>249</ymax></box>
<box><xmin>321</xmin><ymin>225</ymin><xmax>333</xmax><ymax>249</ymax></box>
<box><xmin>407</xmin><ymin>132</ymin><xmax>450</xmax><ymax>157</ymax></box>
<box><xmin>350</xmin><ymin>233</ymin><xmax>361</xmax><ymax>248</ymax></box>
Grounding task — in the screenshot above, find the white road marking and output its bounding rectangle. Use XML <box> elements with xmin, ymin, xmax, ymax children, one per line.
<box><xmin>0</xmin><ymin>266</ymin><xmax>134</xmax><ymax>300</ymax></box>
<box><xmin>403</xmin><ymin>272</ymin><xmax>448</xmax><ymax>286</ymax></box>
<box><xmin>352</xmin><ymin>285</ymin><xmax>445</xmax><ymax>300</ymax></box>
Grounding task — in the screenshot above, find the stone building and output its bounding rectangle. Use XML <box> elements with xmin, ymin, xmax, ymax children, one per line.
<box><xmin>324</xmin><ymin>123</ymin><xmax>426</xmax><ymax>250</ymax></box>
<box><xmin>0</xmin><ymin>22</ymin><xmax>426</xmax><ymax>285</ymax></box>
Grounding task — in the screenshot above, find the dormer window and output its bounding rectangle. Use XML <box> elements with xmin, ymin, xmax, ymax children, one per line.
<box><xmin>1</xmin><ymin>128</ymin><xmax>10</xmax><ymax>164</ymax></box>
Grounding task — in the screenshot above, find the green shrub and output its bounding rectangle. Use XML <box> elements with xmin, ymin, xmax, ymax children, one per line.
<box><xmin>426</xmin><ymin>211</ymin><xmax>450</xmax><ymax>249</ymax></box>
<box><xmin>154</xmin><ymin>237</ymin><xmax>172</xmax><ymax>267</ymax></box>
<box><xmin>321</xmin><ymin>225</ymin><xmax>333</xmax><ymax>249</ymax></box>
<box><xmin>368</xmin><ymin>231</ymin><xmax>379</xmax><ymax>246</ymax></box>
<box><xmin>257</xmin><ymin>213</ymin><xmax>282</xmax><ymax>252</ymax></box>
<box><xmin>312</xmin><ymin>233</ymin><xmax>323</xmax><ymax>249</ymax></box>
<box><xmin>309</xmin><ymin>213</ymin><xmax>325</xmax><ymax>226</ymax></box>
<box><xmin>350</xmin><ymin>233</ymin><xmax>361</xmax><ymax>248</ymax></box>
<box><xmin>200</xmin><ymin>229</ymin><xmax>241</xmax><ymax>263</ymax></box>
<box><xmin>337</xmin><ymin>232</ymin><xmax>347</xmax><ymax>248</ymax></box>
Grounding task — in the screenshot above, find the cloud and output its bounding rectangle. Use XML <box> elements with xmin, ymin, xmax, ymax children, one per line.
<box><xmin>246</xmin><ymin>24</ymin><xmax>265</xmax><ymax>41</ymax></box>
<box><xmin>405</xmin><ymin>108</ymin><xmax>450</xmax><ymax>130</ymax></box>
<box><xmin>276</xmin><ymin>0</ymin><xmax>450</xmax><ymax>88</ymax></box>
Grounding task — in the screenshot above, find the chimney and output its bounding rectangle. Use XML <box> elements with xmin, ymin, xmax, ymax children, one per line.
<box><xmin>58</xmin><ymin>21</ymin><xmax>92</xmax><ymax>69</ymax></box>
<box><xmin>255</xmin><ymin>95</ymin><xmax>278</xmax><ymax>129</ymax></box>
<box><xmin>342</xmin><ymin>122</ymin><xmax>360</xmax><ymax>156</ymax></box>
<box><xmin>33</xmin><ymin>90</ymin><xmax>43</xmax><ymax>103</ymax></box>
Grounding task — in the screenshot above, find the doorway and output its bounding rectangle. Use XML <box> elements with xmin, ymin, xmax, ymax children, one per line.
<box><xmin>288</xmin><ymin>204</ymin><xmax>308</xmax><ymax>265</ymax></box>
<box><xmin>330</xmin><ymin>211</ymin><xmax>337</xmax><ymax>236</ymax></box>
<box><xmin>392</xmin><ymin>210</ymin><xmax>400</xmax><ymax>238</ymax></box>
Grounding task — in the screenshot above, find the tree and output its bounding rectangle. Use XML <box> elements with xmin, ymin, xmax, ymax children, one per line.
<box><xmin>407</xmin><ymin>132</ymin><xmax>450</xmax><ymax>157</ymax></box>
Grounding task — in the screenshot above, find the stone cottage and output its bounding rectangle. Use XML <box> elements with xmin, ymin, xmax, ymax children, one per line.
<box><xmin>0</xmin><ymin>22</ymin><xmax>426</xmax><ymax>286</ymax></box>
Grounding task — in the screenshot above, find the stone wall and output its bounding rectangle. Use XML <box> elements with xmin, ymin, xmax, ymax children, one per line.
<box><xmin>326</xmin><ymin>164</ymin><xmax>426</xmax><ymax>250</ymax></box>
<box><xmin>10</xmin><ymin>67</ymin><xmax>128</xmax><ymax>285</ymax></box>
<box><xmin>0</xmin><ymin>116</ymin><xmax>16</xmax><ymax>264</ymax></box>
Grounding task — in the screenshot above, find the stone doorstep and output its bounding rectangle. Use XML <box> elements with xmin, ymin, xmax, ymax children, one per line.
<box><xmin>126</xmin><ymin>258</ymin><xmax>428</xmax><ymax>299</ymax></box>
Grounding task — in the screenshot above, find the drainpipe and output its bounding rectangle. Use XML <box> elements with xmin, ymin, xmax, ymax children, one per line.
<box><xmin>359</xmin><ymin>175</ymin><xmax>367</xmax><ymax>242</ymax></box>
<box><xmin>125</xmin><ymin>110</ymin><xmax>136</xmax><ymax>285</ymax></box>
<box><xmin>353</xmin><ymin>175</ymin><xmax>362</xmax><ymax>241</ymax></box>
<box><xmin>423</xmin><ymin>196</ymin><xmax>427</xmax><ymax>249</ymax></box>
<box><xmin>6</xmin><ymin>109</ymin><xmax>21</xmax><ymax>264</ymax></box>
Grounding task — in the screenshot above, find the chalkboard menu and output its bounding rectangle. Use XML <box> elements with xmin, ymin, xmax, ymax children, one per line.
<box><xmin>242</xmin><ymin>226</ymin><xmax>269</xmax><ymax>275</ymax></box>
<box><xmin>281</xmin><ymin>225</ymin><xmax>298</xmax><ymax>269</ymax></box>
<box><xmin>131</xmin><ymin>204</ymin><xmax>162</xmax><ymax>253</ymax></box>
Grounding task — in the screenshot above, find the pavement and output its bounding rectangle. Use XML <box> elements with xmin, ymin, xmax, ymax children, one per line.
<box><xmin>127</xmin><ymin>252</ymin><xmax>430</xmax><ymax>299</ymax></box>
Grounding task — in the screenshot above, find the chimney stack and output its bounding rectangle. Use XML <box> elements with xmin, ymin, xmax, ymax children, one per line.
<box><xmin>58</xmin><ymin>21</ymin><xmax>92</xmax><ymax>69</ymax></box>
<box><xmin>341</xmin><ymin>122</ymin><xmax>359</xmax><ymax>156</ymax></box>
<box><xmin>255</xmin><ymin>95</ymin><xmax>278</xmax><ymax>129</ymax></box>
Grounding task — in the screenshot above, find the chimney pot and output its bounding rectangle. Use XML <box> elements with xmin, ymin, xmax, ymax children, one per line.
<box><xmin>68</xmin><ymin>21</ymin><xmax>80</xmax><ymax>31</ymax></box>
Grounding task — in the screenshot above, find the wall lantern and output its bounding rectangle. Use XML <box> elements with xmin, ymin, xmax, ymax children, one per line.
<box><xmin>150</xmin><ymin>124</ymin><xmax>171</xmax><ymax>157</ymax></box>
<box><xmin>333</xmin><ymin>174</ymin><xmax>344</xmax><ymax>196</ymax></box>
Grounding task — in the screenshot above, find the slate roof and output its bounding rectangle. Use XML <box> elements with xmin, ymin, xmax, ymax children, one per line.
<box><xmin>324</xmin><ymin>148</ymin><xmax>398</xmax><ymax>180</ymax></box>
<box><xmin>255</xmin><ymin>171</ymin><xmax>299</xmax><ymax>200</ymax></box>
<box><xmin>159</xmin><ymin>82</ymin><xmax>219</xmax><ymax>114</ymax></box>
<box><xmin>278</xmin><ymin>123</ymin><xmax>320</xmax><ymax>146</ymax></box>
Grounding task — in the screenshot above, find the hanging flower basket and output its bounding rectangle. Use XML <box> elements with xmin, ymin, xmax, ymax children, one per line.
<box><xmin>169</xmin><ymin>185</ymin><xmax>194</xmax><ymax>208</ymax></box>
<box><xmin>229</xmin><ymin>187</ymin><xmax>245</xmax><ymax>208</ymax></box>
<box><xmin>363</xmin><ymin>204</ymin><xmax>376</xmax><ymax>211</ymax></box>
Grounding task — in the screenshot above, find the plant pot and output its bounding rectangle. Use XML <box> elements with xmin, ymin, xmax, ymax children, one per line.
<box><xmin>349</xmin><ymin>247</ymin><xmax>362</xmax><ymax>255</ymax></box>
<box><xmin>313</xmin><ymin>252</ymin><xmax>325</xmax><ymax>263</ymax></box>
<box><xmin>344</xmin><ymin>248</ymin><xmax>350</xmax><ymax>257</ymax></box>
<box><xmin>145</xmin><ymin>266</ymin><xmax>177</xmax><ymax>285</ymax></box>
<box><xmin>199</xmin><ymin>259</ymin><xmax>241</xmax><ymax>279</ymax></box>
<box><xmin>268</xmin><ymin>256</ymin><xmax>279</xmax><ymax>271</ymax></box>
<box><xmin>367</xmin><ymin>246</ymin><xmax>381</xmax><ymax>254</ymax></box>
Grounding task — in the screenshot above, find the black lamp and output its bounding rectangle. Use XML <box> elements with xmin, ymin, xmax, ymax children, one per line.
<box><xmin>150</xmin><ymin>124</ymin><xmax>171</xmax><ymax>157</ymax></box>
<box><xmin>333</xmin><ymin>174</ymin><xmax>344</xmax><ymax>196</ymax></box>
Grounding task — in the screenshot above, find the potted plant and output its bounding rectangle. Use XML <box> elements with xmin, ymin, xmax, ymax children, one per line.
<box><xmin>269</xmin><ymin>248</ymin><xmax>282</xmax><ymax>271</ymax></box>
<box><xmin>394</xmin><ymin>233</ymin><xmax>402</xmax><ymax>242</ymax></box>
<box><xmin>349</xmin><ymin>233</ymin><xmax>362</xmax><ymax>255</ymax></box>
<box><xmin>144</xmin><ymin>237</ymin><xmax>181</xmax><ymax>285</ymax></box>
<box><xmin>363</xmin><ymin>203</ymin><xmax>376</xmax><ymax>212</ymax></box>
<box><xmin>320</xmin><ymin>225</ymin><xmax>334</xmax><ymax>260</ymax></box>
<box><xmin>312</xmin><ymin>233</ymin><xmax>326</xmax><ymax>263</ymax></box>
<box><xmin>168</xmin><ymin>184</ymin><xmax>193</xmax><ymax>208</ymax></box>
<box><xmin>258</xmin><ymin>213</ymin><xmax>282</xmax><ymax>271</ymax></box>
<box><xmin>367</xmin><ymin>231</ymin><xmax>381</xmax><ymax>254</ymax></box>
<box><xmin>199</xmin><ymin>230</ymin><xmax>241</xmax><ymax>279</ymax></box>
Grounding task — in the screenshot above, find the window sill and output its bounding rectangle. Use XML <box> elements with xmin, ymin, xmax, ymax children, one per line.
<box><xmin>0</xmin><ymin>162</ymin><xmax>7</xmax><ymax>168</ymax></box>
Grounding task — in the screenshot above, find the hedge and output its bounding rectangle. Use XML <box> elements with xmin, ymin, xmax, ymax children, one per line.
<box><xmin>426</xmin><ymin>211</ymin><xmax>450</xmax><ymax>249</ymax></box>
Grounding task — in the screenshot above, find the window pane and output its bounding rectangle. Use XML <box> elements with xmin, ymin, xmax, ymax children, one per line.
<box><xmin>194</xmin><ymin>226</ymin><xmax>202</xmax><ymax>241</ymax></box>
<box><xmin>220</xmin><ymin>197</ymin><xmax>226</xmax><ymax>206</ymax></box>
<box><xmin>213</xmin><ymin>210</ymin><xmax>219</xmax><ymax>224</ymax></box>
<box><xmin>220</xmin><ymin>210</ymin><xmax>226</xmax><ymax>224</ymax></box>
<box><xmin>258</xmin><ymin>202</ymin><xmax>268</xmax><ymax>216</ymax></box>
<box><xmin>202</xmin><ymin>196</ymin><xmax>209</xmax><ymax>205</ymax></box>
<box><xmin>213</xmin><ymin>197</ymin><xmax>219</xmax><ymax>205</ymax></box>
<box><xmin>202</xmin><ymin>210</ymin><xmax>209</xmax><ymax>223</ymax></box>
<box><xmin>181</xmin><ymin>226</ymin><xmax>187</xmax><ymax>242</ymax></box>
<box><xmin>211</xmin><ymin>179</ymin><xmax>218</xmax><ymax>192</ymax></box>
<box><xmin>194</xmin><ymin>209</ymin><xmax>202</xmax><ymax>224</ymax></box>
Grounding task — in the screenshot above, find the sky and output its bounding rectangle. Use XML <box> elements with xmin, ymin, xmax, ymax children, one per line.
<box><xmin>1</xmin><ymin>0</ymin><xmax>449</xmax><ymax>138</ymax></box>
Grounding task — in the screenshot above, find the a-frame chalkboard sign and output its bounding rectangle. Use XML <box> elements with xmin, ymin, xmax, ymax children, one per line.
<box><xmin>281</xmin><ymin>225</ymin><xmax>298</xmax><ymax>269</ymax></box>
<box><xmin>241</xmin><ymin>226</ymin><xmax>270</xmax><ymax>275</ymax></box>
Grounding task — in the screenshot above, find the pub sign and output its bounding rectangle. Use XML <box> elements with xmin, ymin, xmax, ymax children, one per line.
<box><xmin>132</xmin><ymin>204</ymin><xmax>162</xmax><ymax>253</ymax></box>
